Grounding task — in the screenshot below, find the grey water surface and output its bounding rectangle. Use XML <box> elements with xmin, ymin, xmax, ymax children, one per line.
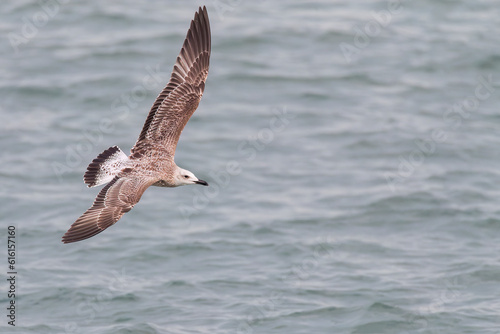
<box><xmin>1</xmin><ymin>0</ymin><xmax>500</xmax><ymax>333</ymax></box>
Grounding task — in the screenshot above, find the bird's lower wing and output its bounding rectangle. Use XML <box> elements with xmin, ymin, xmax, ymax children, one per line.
<box><xmin>62</xmin><ymin>176</ymin><xmax>153</xmax><ymax>243</ymax></box>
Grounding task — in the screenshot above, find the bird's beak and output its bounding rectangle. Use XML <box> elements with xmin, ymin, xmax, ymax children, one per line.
<box><xmin>195</xmin><ymin>179</ymin><xmax>209</xmax><ymax>186</ymax></box>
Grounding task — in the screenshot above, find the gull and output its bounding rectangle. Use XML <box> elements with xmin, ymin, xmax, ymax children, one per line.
<box><xmin>62</xmin><ymin>6</ymin><xmax>211</xmax><ymax>243</ymax></box>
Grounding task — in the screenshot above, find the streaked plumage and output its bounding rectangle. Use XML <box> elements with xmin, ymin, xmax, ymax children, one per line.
<box><xmin>62</xmin><ymin>6</ymin><xmax>211</xmax><ymax>244</ymax></box>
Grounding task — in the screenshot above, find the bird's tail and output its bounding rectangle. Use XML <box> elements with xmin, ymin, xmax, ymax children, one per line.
<box><xmin>83</xmin><ymin>146</ymin><xmax>128</xmax><ymax>187</ymax></box>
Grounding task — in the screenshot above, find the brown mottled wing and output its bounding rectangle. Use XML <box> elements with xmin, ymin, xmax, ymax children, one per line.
<box><xmin>62</xmin><ymin>176</ymin><xmax>154</xmax><ymax>243</ymax></box>
<box><xmin>131</xmin><ymin>6</ymin><xmax>211</xmax><ymax>156</ymax></box>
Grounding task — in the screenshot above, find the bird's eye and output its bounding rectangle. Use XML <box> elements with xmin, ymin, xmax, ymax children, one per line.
<box><xmin>184</xmin><ymin>175</ymin><xmax>189</xmax><ymax>179</ymax></box>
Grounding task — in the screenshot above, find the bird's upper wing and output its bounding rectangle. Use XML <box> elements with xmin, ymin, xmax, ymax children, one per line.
<box><xmin>62</xmin><ymin>176</ymin><xmax>155</xmax><ymax>243</ymax></box>
<box><xmin>131</xmin><ymin>6</ymin><xmax>210</xmax><ymax>157</ymax></box>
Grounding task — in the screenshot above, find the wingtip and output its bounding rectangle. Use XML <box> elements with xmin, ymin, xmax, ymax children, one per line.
<box><xmin>197</xmin><ymin>5</ymin><xmax>209</xmax><ymax>21</ymax></box>
<box><xmin>61</xmin><ymin>233</ymin><xmax>72</xmax><ymax>244</ymax></box>
<box><xmin>61</xmin><ymin>227</ymin><xmax>103</xmax><ymax>244</ymax></box>
<box><xmin>61</xmin><ymin>229</ymin><xmax>79</xmax><ymax>244</ymax></box>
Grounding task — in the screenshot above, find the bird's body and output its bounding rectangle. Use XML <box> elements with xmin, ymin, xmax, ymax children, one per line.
<box><xmin>63</xmin><ymin>6</ymin><xmax>211</xmax><ymax>243</ymax></box>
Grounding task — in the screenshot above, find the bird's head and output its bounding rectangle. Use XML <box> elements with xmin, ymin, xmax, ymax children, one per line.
<box><xmin>175</xmin><ymin>167</ymin><xmax>208</xmax><ymax>187</ymax></box>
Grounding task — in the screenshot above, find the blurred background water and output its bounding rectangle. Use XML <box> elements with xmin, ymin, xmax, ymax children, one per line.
<box><xmin>1</xmin><ymin>0</ymin><xmax>500</xmax><ymax>333</ymax></box>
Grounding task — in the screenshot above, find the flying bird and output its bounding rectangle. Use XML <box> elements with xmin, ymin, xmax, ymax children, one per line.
<box><xmin>62</xmin><ymin>6</ymin><xmax>211</xmax><ymax>243</ymax></box>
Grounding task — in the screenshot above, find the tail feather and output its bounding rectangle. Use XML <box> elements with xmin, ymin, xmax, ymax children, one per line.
<box><xmin>84</xmin><ymin>146</ymin><xmax>128</xmax><ymax>187</ymax></box>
